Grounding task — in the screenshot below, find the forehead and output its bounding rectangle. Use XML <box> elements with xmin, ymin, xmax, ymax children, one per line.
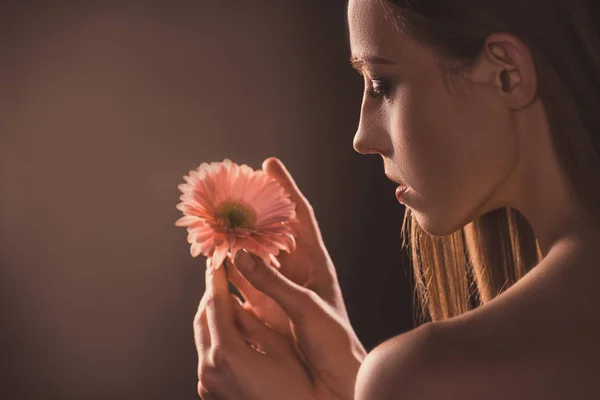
<box><xmin>347</xmin><ymin>0</ymin><xmax>400</xmax><ymax>59</ymax></box>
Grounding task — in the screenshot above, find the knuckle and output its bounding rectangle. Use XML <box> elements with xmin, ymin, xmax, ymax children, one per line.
<box><xmin>301</xmin><ymin>287</ymin><xmax>319</xmax><ymax>305</ymax></box>
<box><xmin>197</xmin><ymin>362</ymin><xmax>211</xmax><ymax>382</ymax></box>
<box><xmin>198</xmin><ymin>353</ymin><xmax>225</xmax><ymax>393</ymax></box>
<box><xmin>192</xmin><ymin>310</ymin><xmax>203</xmax><ymax>330</ymax></box>
<box><xmin>304</xmin><ymin>202</ymin><xmax>316</xmax><ymax>219</ymax></box>
<box><xmin>207</xmin><ymin>347</ymin><xmax>231</xmax><ymax>371</ymax></box>
<box><xmin>197</xmin><ymin>368</ymin><xmax>219</xmax><ymax>396</ymax></box>
<box><xmin>296</xmin><ymin>195</ymin><xmax>315</xmax><ymax>218</ymax></box>
<box><xmin>254</xmin><ymin>261</ymin><xmax>279</xmax><ymax>285</ymax></box>
<box><xmin>197</xmin><ymin>381</ymin><xmax>208</xmax><ymax>398</ymax></box>
<box><xmin>193</xmin><ymin>295</ymin><xmax>209</xmax><ymax>327</ymax></box>
<box><xmin>293</xmin><ymin>288</ymin><xmax>319</xmax><ymax>321</ymax></box>
<box><xmin>198</xmin><ymin>360</ymin><xmax>217</xmax><ymax>378</ymax></box>
<box><xmin>204</xmin><ymin>295</ymin><xmax>218</xmax><ymax>311</ymax></box>
<box><xmin>199</xmin><ymin>292</ymin><xmax>209</xmax><ymax>307</ymax></box>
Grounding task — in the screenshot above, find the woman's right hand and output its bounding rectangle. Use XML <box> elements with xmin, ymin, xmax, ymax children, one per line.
<box><xmin>225</xmin><ymin>157</ymin><xmax>367</xmax><ymax>399</ymax></box>
<box><xmin>225</xmin><ymin>157</ymin><xmax>356</xmax><ymax>338</ymax></box>
<box><xmin>231</xmin><ymin>249</ymin><xmax>367</xmax><ymax>400</ymax></box>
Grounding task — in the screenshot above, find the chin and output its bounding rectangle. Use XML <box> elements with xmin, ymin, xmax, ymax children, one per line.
<box><xmin>411</xmin><ymin>209</ymin><xmax>474</xmax><ymax>237</ymax></box>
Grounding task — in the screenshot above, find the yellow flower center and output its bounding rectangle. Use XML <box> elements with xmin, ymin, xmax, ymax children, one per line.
<box><xmin>215</xmin><ymin>201</ymin><xmax>256</xmax><ymax>230</ymax></box>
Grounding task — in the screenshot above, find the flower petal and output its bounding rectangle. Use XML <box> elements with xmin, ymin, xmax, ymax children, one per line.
<box><xmin>211</xmin><ymin>241</ymin><xmax>230</xmax><ymax>269</ymax></box>
<box><xmin>177</xmin><ymin>159</ymin><xmax>299</xmax><ymax>268</ymax></box>
<box><xmin>190</xmin><ymin>242</ymin><xmax>203</xmax><ymax>257</ymax></box>
<box><xmin>175</xmin><ymin>215</ymin><xmax>201</xmax><ymax>227</ymax></box>
<box><xmin>269</xmin><ymin>253</ymin><xmax>281</xmax><ymax>269</ymax></box>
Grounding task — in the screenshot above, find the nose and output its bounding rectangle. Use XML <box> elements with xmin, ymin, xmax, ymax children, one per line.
<box><xmin>353</xmin><ymin>125</ymin><xmax>383</xmax><ymax>155</ymax></box>
<box><xmin>353</xmin><ymin>99</ymin><xmax>391</xmax><ymax>155</ymax></box>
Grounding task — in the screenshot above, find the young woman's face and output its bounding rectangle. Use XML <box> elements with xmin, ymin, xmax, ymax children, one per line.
<box><xmin>347</xmin><ymin>0</ymin><xmax>520</xmax><ymax>236</ymax></box>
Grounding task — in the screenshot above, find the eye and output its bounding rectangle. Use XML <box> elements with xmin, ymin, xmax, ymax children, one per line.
<box><xmin>365</xmin><ymin>78</ymin><xmax>392</xmax><ymax>99</ymax></box>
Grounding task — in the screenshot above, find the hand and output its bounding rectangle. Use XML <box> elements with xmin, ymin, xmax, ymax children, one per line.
<box><xmin>231</xmin><ymin>249</ymin><xmax>366</xmax><ymax>400</ymax></box>
<box><xmin>225</xmin><ymin>157</ymin><xmax>355</xmax><ymax>339</ymax></box>
<box><xmin>194</xmin><ymin>258</ymin><xmax>317</xmax><ymax>400</ymax></box>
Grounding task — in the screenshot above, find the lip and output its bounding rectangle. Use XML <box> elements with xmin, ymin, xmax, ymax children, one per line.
<box><xmin>395</xmin><ymin>184</ymin><xmax>410</xmax><ymax>203</ymax></box>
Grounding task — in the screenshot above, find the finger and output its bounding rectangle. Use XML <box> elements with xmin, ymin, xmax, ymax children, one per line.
<box><xmin>228</xmin><ymin>249</ymin><xmax>328</xmax><ymax>325</ymax></box>
<box><xmin>262</xmin><ymin>158</ymin><xmax>337</xmax><ymax>298</ymax></box>
<box><xmin>226</xmin><ymin>257</ymin><xmax>294</xmax><ymax>337</ymax></box>
<box><xmin>194</xmin><ymin>291</ymin><xmax>212</xmax><ymax>358</ymax></box>
<box><xmin>205</xmin><ymin>257</ymin><xmax>244</xmax><ymax>349</ymax></box>
<box><xmin>234</xmin><ymin>249</ymin><xmax>317</xmax><ymax>323</ymax></box>
<box><xmin>225</xmin><ymin>254</ymin><xmax>261</xmax><ymax>301</ymax></box>
<box><xmin>276</xmin><ymin>247</ymin><xmax>336</xmax><ymax>297</ymax></box>
<box><xmin>262</xmin><ymin>157</ymin><xmax>315</xmax><ymax>226</ymax></box>
<box><xmin>230</xmin><ymin>293</ymin><xmax>265</xmax><ymax>353</ymax></box>
<box><xmin>230</xmin><ymin>293</ymin><xmax>292</xmax><ymax>357</ymax></box>
<box><xmin>194</xmin><ymin>306</ymin><xmax>212</xmax><ymax>380</ymax></box>
<box><xmin>226</xmin><ymin>255</ymin><xmax>284</xmax><ymax>313</ymax></box>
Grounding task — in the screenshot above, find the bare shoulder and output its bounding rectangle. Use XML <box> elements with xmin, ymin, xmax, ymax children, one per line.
<box><xmin>355</xmin><ymin>237</ymin><xmax>600</xmax><ymax>400</ymax></box>
<box><xmin>355</xmin><ymin>320</ymin><xmax>513</xmax><ymax>400</ymax></box>
<box><xmin>354</xmin><ymin>322</ymin><xmax>442</xmax><ymax>400</ymax></box>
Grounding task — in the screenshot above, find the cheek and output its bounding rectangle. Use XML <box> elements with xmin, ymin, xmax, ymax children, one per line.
<box><xmin>390</xmin><ymin>78</ymin><xmax>476</xmax><ymax>191</ymax></box>
<box><xmin>390</xmin><ymin>78</ymin><xmax>517</xmax><ymax>224</ymax></box>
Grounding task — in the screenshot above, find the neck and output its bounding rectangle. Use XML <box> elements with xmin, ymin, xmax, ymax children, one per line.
<box><xmin>506</xmin><ymin>101</ymin><xmax>599</xmax><ymax>257</ymax></box>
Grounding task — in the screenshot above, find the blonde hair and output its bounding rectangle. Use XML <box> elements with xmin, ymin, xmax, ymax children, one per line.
<box><xmin>401</xmin><ymin>207</ymin><xmax>542</xmax><ymax>322</ymax></box>
<box><xmin>383</xmin><ymin>0</ymin><xmax>600</xmax><ymax>323</ymax></box>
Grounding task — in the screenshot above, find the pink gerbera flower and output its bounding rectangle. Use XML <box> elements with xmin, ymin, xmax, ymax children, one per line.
<box><xmin>175</xmin><ymin>158</ymin><xmax>298</xmax><ymax>270</ymax></box>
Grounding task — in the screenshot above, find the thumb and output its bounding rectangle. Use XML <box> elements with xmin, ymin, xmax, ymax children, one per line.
<box><xmin>233</xmin><ymin>249</ymin><xmax>316</xmax><ymax>323</ymax></box>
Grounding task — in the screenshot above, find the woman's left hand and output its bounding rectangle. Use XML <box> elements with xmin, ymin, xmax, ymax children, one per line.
<box><xmin>194</xmin><ymin>257</ymin><xmax>317</xmax><ymax>400</ymax></box>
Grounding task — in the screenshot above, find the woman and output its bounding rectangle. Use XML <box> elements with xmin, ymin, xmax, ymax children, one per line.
<box><xmin>194</xmin><ymin>0</ymin><xmax>600</xmax><ymax>398</ymax></box>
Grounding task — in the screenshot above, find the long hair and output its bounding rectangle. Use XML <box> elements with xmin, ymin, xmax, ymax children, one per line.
<box><xmin>380</xmin><ymin>0</ymin><xmax>600</xmax><ymax>323</ymax></box>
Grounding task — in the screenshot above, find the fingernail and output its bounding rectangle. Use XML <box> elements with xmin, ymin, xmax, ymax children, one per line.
<box><xmin>231</xmin><ymin>294</ymin><xmax>244</xmax><ymax>307</ymax></box>
<box><xmin>235</xmin><ymin>250</ymin><xmax>256</xmax><ymax>272</ymax></box>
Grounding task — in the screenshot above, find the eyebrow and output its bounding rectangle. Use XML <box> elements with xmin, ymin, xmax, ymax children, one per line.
<box><xmin>349</xmin><ymin>55</ymin><xmax>395</xmax><ymax>71</ymax></box>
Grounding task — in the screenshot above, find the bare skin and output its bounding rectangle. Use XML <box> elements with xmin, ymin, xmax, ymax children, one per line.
<box><xmin>193</xmin><ymin>0</ymin><xmax>600</xmax><ymax>397</ymax></box>
<box><xmin>348</xmin><ymin>0</ymin><xmax>600</xmax><ymax>398</ymax></box>
<box><xmin>358</xmin><ymin>234</ymin><xmax>600</xmax><ymax>399</ymax></box>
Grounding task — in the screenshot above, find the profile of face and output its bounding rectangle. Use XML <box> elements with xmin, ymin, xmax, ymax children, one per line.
<box><xmin>348</xmin><ymin>0</ymin><xmax>534</xmax><ymax>237</ymax></box>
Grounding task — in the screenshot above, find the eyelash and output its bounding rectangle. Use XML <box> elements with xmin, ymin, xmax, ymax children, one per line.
<box><xmin>365</xmin><ymin>78</ymin><xmax>391</xmax><ymax>99</ymax></box>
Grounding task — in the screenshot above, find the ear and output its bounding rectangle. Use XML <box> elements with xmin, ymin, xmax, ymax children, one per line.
<box><xmin>465</xmin><ymin>32</ymin><xmax>538</xmax><ymax>110</ymax></box>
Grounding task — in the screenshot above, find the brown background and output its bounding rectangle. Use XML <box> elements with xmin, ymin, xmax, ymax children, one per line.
<box><xmin>0</xmin><ymin>1</ymin><xmax>413</xmax><ymax>398</ymax></box>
